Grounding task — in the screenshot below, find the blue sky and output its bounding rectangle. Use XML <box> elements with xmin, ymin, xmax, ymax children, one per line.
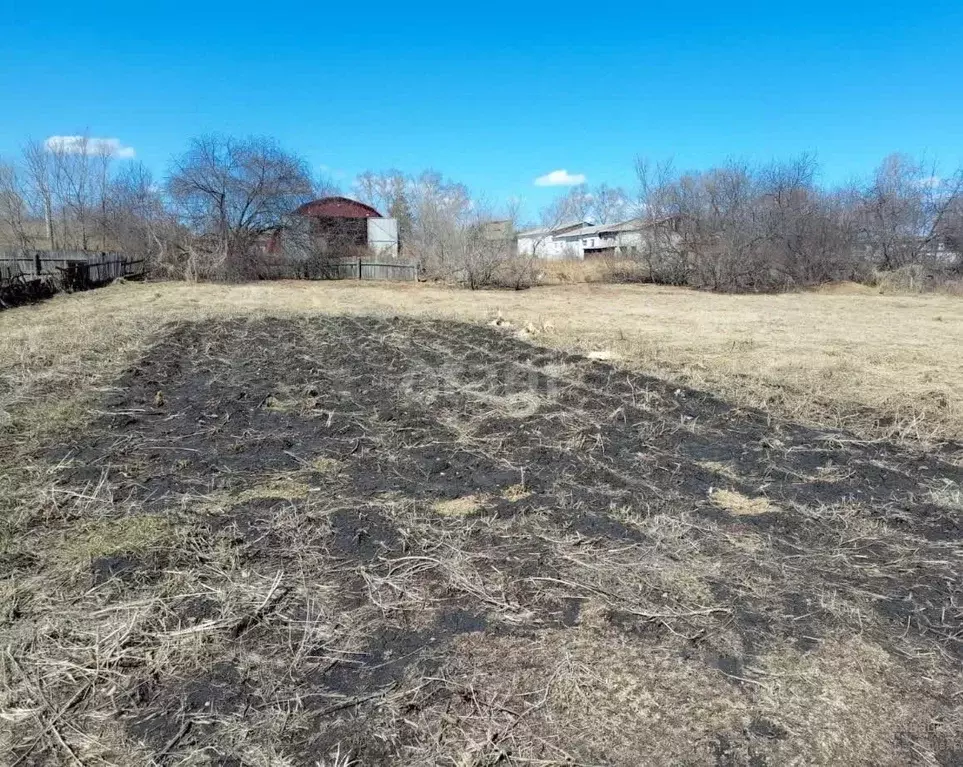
<box><xmin>2</xmin><ymin>1</ymin><xmax>961</xmax><ymax>217</ymax></box>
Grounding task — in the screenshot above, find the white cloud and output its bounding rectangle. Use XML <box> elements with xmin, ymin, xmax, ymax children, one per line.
<box><xmin>44</xmin><ymin>135</ymin><xmax>136</xmax><ymax>159</ymax></box>
<box><xmin>919</xmin><ymin>176</ymin><xmax>942</xmax><ymax>189</ymax></box>
<box><xmin>534</xmin><ymin>169</ymin><xmax>587</xmax><ymax>187</ymax></box>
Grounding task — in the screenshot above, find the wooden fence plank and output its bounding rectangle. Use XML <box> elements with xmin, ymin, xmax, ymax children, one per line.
<box><xmin>358</xmin><ymin>260</ymin><xmax>417</xmax><ymax>281</ymax></box>
<box><xmin>0</xmin><ymin>250</ymin><xmax>145</xmax><ymax>308</ymax></box>
<box><xmin>3</xmin><ymin>249</ymin><xmax>414</xmax><ymax>306</ymax></box>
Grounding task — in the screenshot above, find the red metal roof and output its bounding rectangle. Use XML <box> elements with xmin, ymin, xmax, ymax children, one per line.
<box><xmin>294</xmin><ymin>196</ymin><xmax>383</xmax><ymax>219</ymax></box>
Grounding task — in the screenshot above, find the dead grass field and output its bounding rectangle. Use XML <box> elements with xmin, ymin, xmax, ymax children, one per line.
<box><xmin>1</xmin><ymin>281</ymin><xmax>962</xmax><ymax>765</ymax></box>
<box><xmin>2</xmin><ymin>280</ymin><xmax>963</xmax><ymax>447</ymax></box>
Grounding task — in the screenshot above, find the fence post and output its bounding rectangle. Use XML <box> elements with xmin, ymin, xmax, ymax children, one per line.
<box><xmin>358</xmin><ymin>258</ymin><xmax>362</xmax><ymax>280</ymax></box>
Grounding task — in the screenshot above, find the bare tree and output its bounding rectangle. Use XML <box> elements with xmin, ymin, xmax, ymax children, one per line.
<box><xmin>461</xmin><ymin>198</ymin><xmax>535</xmax><ymax>290</ymax></box>
<box><xmin>0</xmin><ymin>159</ymin><xmax>32</xmax><ymax>249</ymax></box>
<box><xmin>22</xmin><ymin>139</ymin><xmax>56</xmax><ymax>249</ymax></box>
<box><xmin>167</xmin><ymin>135</ymin><xmax>314</xmax><ymax>279</ymax></box>
<box><xmin>498</xmin><ymin>197</ymin><xmax>540</xmax><ymax>289</ymax></box>
<box><xmin>95</xmin><ymin>142</ymin><xmax>114</xmax><ymax>251</ymax></box>
<box><xmin>549</xmin><ymin>184</ymin><xmax>593</xmax><ymax>225</ymax></box>
<box><xmin>48</xmin><ymin>134</ymin><xmax>95</xmax><ymax>250</ymax></box>
<box><xmin>636</xmin><ymin>157</ymin><xmax>698</xmax><ymax>285</ymax></box>
<box><xmin>354</xmin><ymin>170</ymin><xmax>407</xmax><ymax>216</ymax></box>
<box><xmin>353</xmin><ymin>170</ymin><xmax>416</xmax><ymax>247</ymax></box>
<box><xmin>405</xmin><ymin>170</ymin><xmax>472</xmax><ymax>278</ymax></box>
<box><xmin>755</xmin><ymin>155</ymin><xmax>861</xmax><ymax>286</ymax></box>
<box><xmin>858</xmin><ymin>154</ymin><xmax>963</xmax><ymax>269</ymax></box>
<box><xmin>107</xmin><ymin>161</ymin><xmax>182</xmax><ymax>273</ymax></box>
<box><xmin>317</xmin><ymin>178</ymin><xmax>341</xmax><ymax>200</ymax></box>
<box><xmin>940</xmin><ymin>195</ymin><xmax>963</xmax><ymax>272</ymax></box>
<box><xmin>590</xmin><ymin>183</ymin><xmax>630</xmax><ymax>224</ymax></box>
<box><xmin>355</xmin><ymin>168</ymin><xmax>527</xmax><ymax>287</ymax></box>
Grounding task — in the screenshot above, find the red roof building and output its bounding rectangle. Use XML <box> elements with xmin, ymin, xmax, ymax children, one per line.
<box><xmin>293</xmin><ymin>197</ymin><xmax>383</xmax><ymax>219</ymax></box>
<box><xmin>265</xmin><ymin>196</ymin><xmax>398</xmax><ymax>259</ymax></box>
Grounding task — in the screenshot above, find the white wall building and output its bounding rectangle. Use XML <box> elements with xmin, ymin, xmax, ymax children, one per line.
<box><xmin>552</xmin><ymin>218</ymin><xmax>649</xmax><ymax>259</ymax></box>
<box><xmin>552</xmin><ymin>217</ymin><xmax>682</xmax><ymax>260</ymax></box>
<box><xmin>516</xmin><ymin>221</ymin><xmax>592</xmax><ymax>260</ymax></box>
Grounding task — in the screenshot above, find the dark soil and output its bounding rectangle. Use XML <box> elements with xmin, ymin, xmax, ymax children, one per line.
<box><xmin>10</xmin><ymin>315</ymin><xmax>963</xmax><ymax>765</ymax></box>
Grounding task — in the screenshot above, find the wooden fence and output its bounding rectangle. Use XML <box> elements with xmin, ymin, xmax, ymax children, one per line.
<box><xmin>0</xmin><ymin>250</ymin><xmax>145</xmax><ymax>308</ymax></box>
<box><xmin>259</xmin><ymin>257</ymin><xmax>419</xmax><ymax>282</ymax></box>
<box><xmin>0</xmin><ymin>251</ymin><xmax>414</xmax><ymax>309</ymax></box>
<box><xmin>346</xmin><ymin>259</ymin><xmax>418</xmax><ymax>282</ymax></box>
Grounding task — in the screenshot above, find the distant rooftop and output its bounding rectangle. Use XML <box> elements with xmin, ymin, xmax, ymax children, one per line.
<box><xmin>516</xmin><ymin>220</ymin><xmax>592</xmax><ymax>237</ymax></box>
<box><xmin>294</xmin><ymin>196</ymin><xmax>383</xmax><ymax>219</ymax></box>
<box><xmin>555</xmin><ymin>216</ymin><xmax>677</xmax><ymax>238</ymax></box>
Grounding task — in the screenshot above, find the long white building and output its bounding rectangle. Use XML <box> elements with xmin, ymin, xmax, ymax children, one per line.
<box><xmin>515</xmin><ymin>221</ymin><xmax>592</xmax><ymax>260</ymax></box>
<box><xmin>517</xmin><ymin>216</ymin><xmax>682</xmax><ymax>260</ymax></box>
<box><xmin>553</xmin><ymin>218</ymin><xmax>650</xmax><ymax>259</ymax></box>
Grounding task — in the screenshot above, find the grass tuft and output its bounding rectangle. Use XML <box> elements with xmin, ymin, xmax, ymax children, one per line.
<box><xmin>431</xmin><ymin>496</ymin><xmax>486</xmax><ymax>517</ymax></box>
<box><xmin>710</xmin><ymin>488</ymin><xmax>779</xmax><ymax>515</ymax></box>
<box><xmin>55</xmin><ymin>515</ymin><xmax>174</xmax><ymax>564</ymax></box>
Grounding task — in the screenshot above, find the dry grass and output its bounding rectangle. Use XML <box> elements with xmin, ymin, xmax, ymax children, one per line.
<box><xmin>537</xmin><ymin>257</ymin><xmax>649</xmax><ymax>285</ymax></box>
<box><xmin>709</xmin><ymin>488</ymin><xmax>779</xmax><ymax>516</ymax></box>
<box><xmin>2</xmin><ymin>279</ymin><xmax>962</xmax><ymax>448</ymax></box>
<box><xmin>431</xmin><ymin>496</ymin><xmax>487</xmax><ymax>517</ymax></box>
<box><xmin>2</xmin><ymin>281</ymin><xmax>963</xmax><ymax>764</ymax></box>
<box><xmin>54</xmin><ymin>514</ymin><xmax>175</xmax><ymax>565</ymax></box>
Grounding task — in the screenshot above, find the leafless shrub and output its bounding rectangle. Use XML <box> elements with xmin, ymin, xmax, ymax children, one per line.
<box><xmin>635</xmin><ymin>153</ymin><xmax>963</xmax><ymax>292</ymax></box>
<box><xmin>858</xmin><ymin>154</ymin><xmax>963</xmax><ymax>270</ymax></box>
<box><xmin>166</xmin><ymin>134</ymin><xmax>315</xmax><ymax>281</ymax></box>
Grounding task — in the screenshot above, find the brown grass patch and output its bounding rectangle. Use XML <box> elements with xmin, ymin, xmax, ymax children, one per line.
<box><xmin>501</xmin><ymin>483</ymin><xmax>531</xmax><ymax>501</ymax></box>
<box><xmin>54</xmin><ymin>515</ymin><xmax>174</xmax><ymax>565</ymax></box>
<box><xmin>710</xmin><ymin>488</ymin><xmax>779</xmax><ymax>515</ymax></box>
<box><xmin>696</xmin><ymin>460</ymin><xmax>743</xmax><ymax>481</ymax></box>
<box><xmin>812</xmin><ymin>280</ymin><xmax>880</xmax><ymax>295</ymax></box>
<box><xmin>431</xmin><ymin>495</ymin><xmax>486</xmax><ymax>517</ymax></box>
<box><xmin>538</xmin><ymin>258</ymin><xmax>648</xmax><ymax>285</ymax></box>
<box><xmin>236</xmin><ymin>476</ymin><xmax>312</xmax><ymax>502</ymax></box>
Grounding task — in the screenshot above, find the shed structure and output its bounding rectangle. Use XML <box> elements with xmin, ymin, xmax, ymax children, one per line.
<box><xmin>292</xmin><ymin>196</ymin><xmax>399</xmax><ymax>258</ymax></box>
